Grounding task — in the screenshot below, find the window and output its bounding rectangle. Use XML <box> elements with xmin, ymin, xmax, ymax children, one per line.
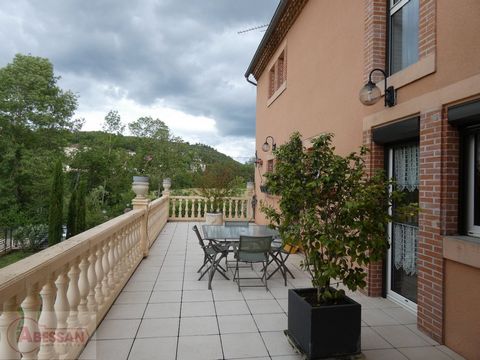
<box><xmin>466</xmin><ymin>131</ymin><xmax>480</xmax><ymax>237</ymax></box>
<box><xmin>389</xmin><ymin>0</ymin><xmax>419</xmax><ymax>74</ymax></box>
<box><xmin>268</xmin><ymin>50</ymin><xmax>287</xmax><ymax>98</ymax></box>
<box><xmin>267</xmin><ymin>159</ymin><xmax>274</xmax><ymax>173</ymax></box>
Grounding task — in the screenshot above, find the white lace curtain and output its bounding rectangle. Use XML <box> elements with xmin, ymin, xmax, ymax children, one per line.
<box><xmin>394</xmin><ymin>145</ymin><xmax>419</xmax><ymax>191</ymax></box>
<box><xmin>393</xmin><ymin>223</ymin><xmax>418</xmax><ymax>275</ymax></box>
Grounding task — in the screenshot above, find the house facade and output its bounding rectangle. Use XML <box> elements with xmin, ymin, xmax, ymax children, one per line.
<box><xmin>246</xmin><ymin>1</ymin><xmax>480</xmax><ymax>359</ymax></box>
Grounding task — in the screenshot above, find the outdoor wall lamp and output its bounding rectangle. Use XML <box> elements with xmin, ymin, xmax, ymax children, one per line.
<box><xmin>262</xmin><ymin>136</ymin><xmax>276</xmax><ymax>152</ymax></box>
<box><xmin>359</xmin><ymin>68</ymin><xmax>396</xmax><ymax>107</ymax></box>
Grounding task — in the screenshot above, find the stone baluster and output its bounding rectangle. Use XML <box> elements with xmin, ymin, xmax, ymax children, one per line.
<box><xmin>18</xmin><ymin>284</ymin><xmax>41</xmax><ymax>359</ymax></box>
<box><xmin>66</xmin><ymin>259</ymin><xmax>81</xmax><ymax>330</ymax></box>
<box><xmin>107</xmin><ymin>236</ymin><xmax>116</xmax><ymax>289</ymax></box>
<box><xmin>235</xmin><ymin>200</ymin><xmax>239</xmax><ymax>219</ymax></box>
<box><xmin>228</xmin><ymin>199</ymin><xmax>233</xmax><ymax>218</ymax></box>
<box><xmin>0</xmin><ymin>296</ymin><xmax>20</xmax><ymax>360</ymax></box>
<box><xmin>203</xmin><ymin>199</ymin><xmax>208</xmax><ymax>216</ymax></box>
<box><xmin>121</xmin><ymin>228</ymin><xmax>129</xmax><ymax>278</ymax></box>
<box><xmin>111</xmin><ymin>234</ymin><xmax>119</xmax><ymax>286</ymax></box>
<box><xmin>54</xmin><ymin>269</ymin><xmax>70</xmax><ymax>357</ymax></box>
<box><xmin>38</xmin><ymin>277</ymin><xmax>58</xmax><ymax>359</ymax></box>
<box><xmin>179</xmin><ymin>199</ymin><xmax>183</xmax><ymax>218</ymax></box>
<box><xmin>101</xmin><ymin>241</ymin><xmax>111</xmax><ymax>300</ymax></box>
<box><xmin>77</xmin><ymin>255</ymin><xmax>90</xmax><ymax>326</ymax></box>
<box><xmin>94</xmin><ymin>245</ymin><xmax>105</xmax><ymax>308</ymax></box>
<box><xmin>116</xmin><ymin>230</ymin><xmax>125</xmax><ymax>280</ymax></box>
<box><xmin>87</xmin><ymin>248</ymin><xmax>98</xmax><ymax>315</ymax></box>
<box><xmin>124</xmin><ymin>226</ymin><xmax>132</xmax><ymax>272</ymax></box>
<box><xmin>198</xmin><ymin>198</ymin><xmax>202</xmax><ymax>218</ymax></box>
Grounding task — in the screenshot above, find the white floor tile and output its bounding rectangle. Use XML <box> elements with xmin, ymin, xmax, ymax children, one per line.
<box><xmin>129</xmin><ymin>337</ymin><xmax>177</xmax><ymax>360</ymax></box>
<box><xmin>261</xmin><ymin>331</ymin><xmax>298</xmax><ymax>356</ymax></box>
<box><xmin>105</xmin><ymin>303</ymin><xmax>146</xmax><ymax>320</ymax></box>
<box><xmin>177</xmin><ymin>334</ymin><xmax>223</xmax><ymax>360</ymax></box>
<box><xmin>373</xmin><ymin>325</ymin><xmax>430</xmax><ymax>347</ymax></box>
<box><xmin>181</xmin><ymin>301</ymin><xmax>216</xmax><ymax>317</ymax></box>
<box><xmin>79</xmin><ymin>339</ymin><xmax>133</xmax><ymax>360</ymax></box>
<box><xmin>253</xmin><ymin>313</ymin><xmax>287</xmax><ymax>332</ymax></box>
<box><xmin>94</xmin><ymin>319</ymin><xmax>140</xmax><ymax>339</ymax></box>
<box><xmin>222</xmin><ymin>332</ymin><xmax>269</xmax><ymax>359</ymax></box>
<box><xmin>144</xmin><ymin>302</ymin><xmax>181</xmax><ymax>318</ymax></box>
<box><xmin>218</xmin><ymin>314</ymin><xmax>257</xmax><ymax>334</ymax></box>
<box><xmin>215</xmin><ymin>300</ymin><xmax>250</xmax><ymax>316</ymax></box>
<box><xmin>137</xmin><ymin>317</ymin><xmax>179</xmax><ymax>338</ymax></box>
<box><xmin>180</xmin><ymin>316</ymin><xmax>218</xmax><ymax>336</ymax></box>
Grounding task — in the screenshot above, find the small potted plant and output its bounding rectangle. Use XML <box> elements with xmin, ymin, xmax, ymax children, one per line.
<box><xmin>262</xmin><ymin>132</ymin><xmax>399</xmax><ymax>359</ymax></box>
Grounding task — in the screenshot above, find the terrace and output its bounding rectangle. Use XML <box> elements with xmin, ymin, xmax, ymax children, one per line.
<box><xmin>0</xmin><ymin>188</ymin><xmax>465</xmax><ymax>360</ymax></box>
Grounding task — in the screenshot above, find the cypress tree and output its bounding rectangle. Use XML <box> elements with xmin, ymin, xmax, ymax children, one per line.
<box><xmin>76</xmin><ymin>180</ymin><xmax>86</xmax><ymax>233</ymax></box>
<box><xmin>48</xmin><ymin>160</ymin><xmax>64</xmax><ymax>246</ymax></box>
<box><xmin>67</xmin><ymin>185</ymin><xmax>77</xmax><ymax>238</ymax></box>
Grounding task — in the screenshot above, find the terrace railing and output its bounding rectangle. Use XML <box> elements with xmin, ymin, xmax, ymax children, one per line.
<box><xmin>168</xmin><ymin>196</ymin><xmax>253</xmax><ymax>221</ymax></box>
<box><xmin>0</xmin><ymin>192</ymin><xmax>169</xmax><ymax>360</ymax></box>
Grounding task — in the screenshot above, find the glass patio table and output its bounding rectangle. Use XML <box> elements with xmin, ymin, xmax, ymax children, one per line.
<box><xmin>202</xmin><ymin>224</ymin><xmax>279</xmax><ymax>289</ymax></box>
<box><xmin>202</xmin><ymin>224</ymin><xmax>278</xmax><ymax>241</ymax></box>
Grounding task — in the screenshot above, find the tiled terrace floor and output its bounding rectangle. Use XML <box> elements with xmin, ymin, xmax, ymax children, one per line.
<box><xmin>81</xmin><ymin>222</ymin><xmax>464</xmax><ymax>360</ymax></box>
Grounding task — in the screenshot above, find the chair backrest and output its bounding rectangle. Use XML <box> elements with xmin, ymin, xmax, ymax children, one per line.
<box><xmin>238</xmin><ymin>235</ymin><xmax>272</xmax><ymax>254</ymax></box>
<box><xmin>225</xmin><ymin>221</ymin><xmax>249</xmax><ymax>227</ymax></box>
<box><xmin>192</xmin><ymin>225</ymin><xmax>207</xmax><ymax>249</ymax></box>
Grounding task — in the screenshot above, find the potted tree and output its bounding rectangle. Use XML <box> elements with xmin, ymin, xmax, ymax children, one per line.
<box><xmin>262</xmin><ymin>132</ymin><xmax>400</xmax><ymax>359</ymax></box>
<box><xmin>197</xmin><ymin>162</ymin><xmax>236</xmax><ymax>225</ymax></box>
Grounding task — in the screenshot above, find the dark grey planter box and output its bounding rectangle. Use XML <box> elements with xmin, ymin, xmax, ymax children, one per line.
<box><xmin>287</xmin><ymin>288</ymin><xmax>361</xmax><ymax>359</ymax></box>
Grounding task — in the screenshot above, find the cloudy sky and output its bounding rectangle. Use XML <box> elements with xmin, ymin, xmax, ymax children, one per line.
<box><xmin>0</xmin><ymin>0</ymin><xmax>279</xmax><ymax>162</ymax></box>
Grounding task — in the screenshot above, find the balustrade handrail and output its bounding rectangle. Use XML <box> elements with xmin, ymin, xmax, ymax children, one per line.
<box><xmin>0</xmin><ymin>209</ymin><xmax>144</xmax><ymax>302</ymax></box>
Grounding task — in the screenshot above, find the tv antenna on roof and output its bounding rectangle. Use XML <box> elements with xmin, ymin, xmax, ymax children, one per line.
<box><xmin>237</xmin><ymin>24</ymin><xmax>269</xmax><ymax>34</ymax></box>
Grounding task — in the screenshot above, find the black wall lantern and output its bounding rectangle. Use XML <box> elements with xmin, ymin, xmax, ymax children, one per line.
<box><xmin>359</xmin><ymin>68</ymin><xmax>396</xmax><ymax>107</ymax></box>
<box><xmin>262</xmin><ymin>136</ymin><xmax>276</xmax><ymax>152</ymax></box>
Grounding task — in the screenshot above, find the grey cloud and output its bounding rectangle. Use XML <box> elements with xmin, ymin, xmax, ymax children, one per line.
<box><xmin>0</xmin><ymin>0</ymin><xmax>279</xmax><ymax>137</ymax></box>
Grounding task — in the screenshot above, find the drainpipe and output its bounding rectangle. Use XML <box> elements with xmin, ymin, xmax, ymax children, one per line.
<box><xmin>245</xmin><ymin>74</ymin><xmax>257</xmax><ymax>86</ymax></box>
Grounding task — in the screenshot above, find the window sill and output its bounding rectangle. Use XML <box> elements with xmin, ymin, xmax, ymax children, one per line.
<box><xmin>267</xmin><ymin>81</ymin><xmax>287</xmax><ymax>107</ymax></box>
<box><xmin>378</xmin><ymin>54</ymin><xmax>436</xmax><ymax>95</ymax></box>
<box><xmin>444</xmin><ymin>235</ymin><xmax>480</xmax><ymax>269</ymax></box>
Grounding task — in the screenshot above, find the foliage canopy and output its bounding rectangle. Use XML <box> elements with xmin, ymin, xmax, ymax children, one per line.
<box><xmin>262</xmin><ymin>132</ymin><xmax>395</xmax><ymax>304</ymax></box>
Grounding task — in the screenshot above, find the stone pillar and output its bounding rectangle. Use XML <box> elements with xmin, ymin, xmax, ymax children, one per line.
<box><xmin>132</xmin><ymin>178</ymin><xmax>150</xmax><ymax>258</ymax></box>
<box><xmin>162</xmin><ymin>178</ymin><xmax>171</xmax><ymax>196</ymax></box>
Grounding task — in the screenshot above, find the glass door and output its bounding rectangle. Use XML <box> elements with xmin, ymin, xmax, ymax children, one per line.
<box><xmin>387</xmin><ymin>143</ymin><xmax>419</xmax><ymax>312</ymax></box>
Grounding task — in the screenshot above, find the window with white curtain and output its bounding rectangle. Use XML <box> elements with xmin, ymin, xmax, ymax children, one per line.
<box><xmin>389</xmin><ymin>0</ymin><xmax>419</xmax><ymax>74</ymax></box>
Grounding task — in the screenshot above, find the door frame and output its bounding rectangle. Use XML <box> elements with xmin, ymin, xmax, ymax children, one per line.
<box><xmin>386</xmin><ymin>147</ymin><xmax>418</xmax><ymax>314</ymax></box>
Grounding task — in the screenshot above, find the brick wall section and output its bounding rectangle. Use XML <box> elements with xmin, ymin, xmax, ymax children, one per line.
<box><xmin>417</xmin><ymin>109</ymin><xmax>459</xmax><ymax>343</ymax></box>
<box><xmin>419</xmin><ymin>0</ymin><xmax>437</xmax><ymax>58</ymax></box>
<box><xmin>363</xmin><ymin>0</ymin><xmax>387</xmax><ymax>83</ymax></box>
<box><xmin>440</xmin><ymin>107</ymin><xmax>459</xmax><ymax>235</ymax></box>
<box><xmin>362</xmin><ymin>130</ymin><xmax>385</xmax><ymax>297</ymax></box>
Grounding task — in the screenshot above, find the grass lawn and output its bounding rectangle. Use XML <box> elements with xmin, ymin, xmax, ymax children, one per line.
<box><xmin>0</xmin><ymin>250</ymin><xmax>36</xmax><ymax>269</ymax></box>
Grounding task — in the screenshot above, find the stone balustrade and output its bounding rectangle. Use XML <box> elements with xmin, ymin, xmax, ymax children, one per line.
<box><xmin>0</xmin><ymin>192</ymin><xmax>169</xmax><ymax>359</ymax></box>
<box><xmin>169</xmin><ymin>196</ymin><xmax>253</xmax><ymax>221</ymax></box>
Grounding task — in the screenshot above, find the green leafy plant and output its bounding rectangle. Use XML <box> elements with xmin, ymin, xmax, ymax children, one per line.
<box><xmin>261</xmin><ymin>132</ymin><xmax>399</xmax><ymax>304</ymax></box>
<box><xmin>14</xmin><ymin>224</ymin><xmax>48</xmax><ymax>251</ymax></box>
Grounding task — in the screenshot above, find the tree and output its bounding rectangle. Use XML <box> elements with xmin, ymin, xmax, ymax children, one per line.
<box><xmin>128</xmin><ymin>117</ymin><xmax>169</xmax><ymax>140</ymax></box>
<box><xmin>67</xmin><ymin>182</ymin><xmax>78</xmax><ymax>238</ymax></box>
<box><xmin>76</xmin><ymin>180</ymin><xmax>87</xmax><ymax>233</ymax></box>
<box><xmin>48</xmin><ymin>160</ymin><xmax>64</xmax><ymax>245</ymax></box>
<box><xmin>102</xmin><ymin>110</ymin><xmax>125</xmax><ymax>135</ymax></box>
<box><xmin>0</xmin><ymin>54</ymin><xmax>79</xmax><ymax>227</ymax></box>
